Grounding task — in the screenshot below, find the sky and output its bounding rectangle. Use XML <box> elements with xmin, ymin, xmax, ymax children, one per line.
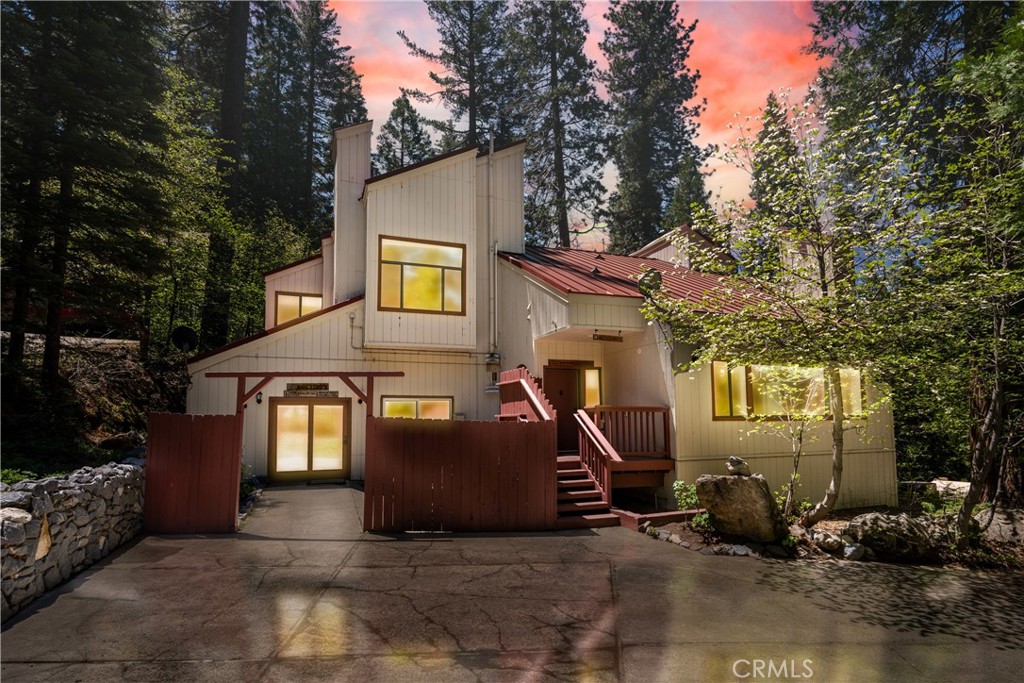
<box><xmin>328</xmin><ymin>0</ymin><xmax>825</xmax><ymax>207</ymax></box>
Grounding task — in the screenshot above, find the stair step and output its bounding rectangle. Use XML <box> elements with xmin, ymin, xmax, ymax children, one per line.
<box><xmin>557</xmin><ymin>468</ymin><xmax>588</xmax><ymax>480</ymax></box>
<box><xmin>556</xmin><ymin>478</ymin><xmax>594</xmax><ymax>489</ymax></box>
<box><xmin>557</xmin><ymin>456</ymin><xmax>582</xmax><ymax>470</ymax></box>
<box><xmin>557</xmin><ymin>500</ymin><xmax>609</xmax><ymax>514</ymax></box>
<box><xmin>558</xmin><ymin>488</ymin><xmax>602</xmax><ymax>501</ymax></box>
<box><xmin>555</xmin><ymin>513</ymin><xmax>620</xmax><ymax>530</ymax></box>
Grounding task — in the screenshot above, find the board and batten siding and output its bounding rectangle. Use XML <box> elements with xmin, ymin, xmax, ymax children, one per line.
<box><xmin>363</xmin><ymin>150</ymin><xmax>479</xmax><ymax>350</ymax></box>
<box><xmin>568</xmin><ymin>294</ymin><xmax>647</xmax><ymax>332</ymax></box>
<box><xmin>187</xmin><ymin>301</ymin><xmax>499</xmax><ymax>479</ymax></box>
<box><xmin>333</xmin><ymin>122</ymin><xmax>373</xmax><ymax>303</ymax></box>
<box><xmin>475</xmin><ymin>146</ymin><xmax>525</xmax><ymax>253</ymax></box>
<box><xmin>263</xmin><ymin>257</ymin><xmax>324</xmax><ymax>329</ymax></box>
<box><xmin>497</xmin><ymin>260</ymin><xmax>570</xmax><ymax>370</ymax></box>
<box><xmin>673</xmin><ymin>364</ymin><xmax>898</xmax><ymax>508</ymax></box>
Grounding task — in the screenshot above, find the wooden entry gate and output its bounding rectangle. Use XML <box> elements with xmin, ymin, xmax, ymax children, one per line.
<box><xmin>363</xmin><ymin>367</ymin><xmax>558</xmax><ymax>532</ymax></box>
<box><xmin>144</xmin><ymin>412</ymin><xmax>243</xmax><ymax>534</ymax></box>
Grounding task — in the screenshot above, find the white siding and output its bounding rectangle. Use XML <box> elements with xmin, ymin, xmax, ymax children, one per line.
<box><xmin>263</xmin><ymin>258</ymin><xmax>324</xmax><ymax>330</ymax></box>
<box><xmin>601</xmin><ymin>327</ymin><xmax>672</xmax><ymax>408</ymax></box>
<box><xmin>568</xmin><ymin>294</ymin><xmax>647</xmax><ymax>332</ymax></box>
<box><xmin>496</xmin><ymin>261</ymin><xmax>571</xmax><ymax>370</ymax></box>
<box><xmin>363</xmin><ymin>151</ymin><xmax>479</xmax><ymax>350</ymax></box>
<box><xmin>333</xmin><ymin>122</ymin><xmax>373</xmax><ymax>303</ymax></box>
<box><xmin>476</xmin><ymin>146</ymin><xmax>525</xmax><ymax>254</ymax></box>
<box><xmin>187</xmin><ymin>301</ymin><xmax>499</xmax><ymax>479</ymax></box>
<box><xmin>673</xmin><ymin>364</ymin><xmax>898</xmax><ymax>508</ymax></box>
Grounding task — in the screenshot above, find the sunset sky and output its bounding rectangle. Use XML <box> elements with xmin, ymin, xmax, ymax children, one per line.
<box><xmin>328</xmin><ymin>0</ymin><xmax>825</xmax><ymax>206</ymax></box>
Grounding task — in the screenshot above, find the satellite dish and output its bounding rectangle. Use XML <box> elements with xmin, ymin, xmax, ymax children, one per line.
<box><xmin>171</xmin><ymin>326</ymin><xmax>199</xmax><ymax>353</ymax></box>
<box><xmin>638</xmin><ymin>269</ymin><xmax>663</xmax><ymax>297</ymax></box>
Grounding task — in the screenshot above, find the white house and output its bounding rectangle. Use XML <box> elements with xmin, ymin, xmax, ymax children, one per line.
<box><xmin>186</xmin><ymin>121</ymin><xmax>897</xmax><ymax>517</ymax></box>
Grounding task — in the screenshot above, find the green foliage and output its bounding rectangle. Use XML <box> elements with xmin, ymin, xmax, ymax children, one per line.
<box><xmin>672</xmin><ymin>479</ymin><xmax>699</xmax><ymax>511</ymax></box>
<box><xmin>2</xmin><ymin>469</ymin><xmax>39</xmax><ymax>485</ymax></box>
<box><xmin>373</xmin><ymin>95</ymin><xmax>435</xmax><ymax>174</ymax></box>
<box><xmin>239</xmin><ymin>463</ymin><xmax>261</xmax><ymax>506</ymax></box>
<box><xmin>691</xmin><ymin>511</ymin><xmax>712</xmax><ymax>531</ymax></box>
<box><xmin>600</xmin><ymin>0</ymin><xmax>708</xmax><ymax>253</ymax></box>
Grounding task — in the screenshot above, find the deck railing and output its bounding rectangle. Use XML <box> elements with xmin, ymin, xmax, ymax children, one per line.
<box><xmin>587</xmin><ymin>406</ymin><xmax>671</xmax><ymax>459</ymax></box>
<box><xmin>574</xmin><ymin>409</ymin><xmax>616</xmax><ymax>506</ymax></box>
<box><xmin>498</xmin><ymin>367</ymin><xmax>556</xmax><ymax>422</ymax></box>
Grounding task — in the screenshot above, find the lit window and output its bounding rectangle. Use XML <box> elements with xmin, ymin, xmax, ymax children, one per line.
<box><xmin>276</xmin><ymin>293</ymin><xmax>322</xmax><ymax>325</ymax></box>
<box><xmin>381</xmin><ymin>397</ymin><xmax>453</xmax><ymax>420</ymax></box>
<box><xmin>712</xmin><ymin>361</ymin><xmax>862</xmax><ymax>418</ymax></box>
<box><xmin>583</xmin><ymin>368</ymin><xmax>602</xmax><ymax>407</ymax></box>
<box><xmin>379</xmin><ymin>236</ymin><xmax>465</xmax><ymax>314</ymax></box>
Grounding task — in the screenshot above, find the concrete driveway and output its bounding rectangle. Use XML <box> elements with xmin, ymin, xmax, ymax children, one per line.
<box><xmin>2</xmin><ymin>486</ymin><xmax>1022</xmax><ymax>682</ymax></box>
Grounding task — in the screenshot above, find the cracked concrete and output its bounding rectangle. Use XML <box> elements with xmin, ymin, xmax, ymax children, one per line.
<box><xmin>2</xmin><ymin>485</ymin><xmax>1022</xmax><ymax>682</ymax></box>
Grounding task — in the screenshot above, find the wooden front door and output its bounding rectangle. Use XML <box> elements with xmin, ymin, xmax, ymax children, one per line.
<box><xmin>269</xmin><ymin>398</ymin><xmax>351</xmax><ymax>482</ymax></box>
<box><xmin>545</xmin><ymin>367</ymin><xmax>581</xmax><ymax>451</ymax></box>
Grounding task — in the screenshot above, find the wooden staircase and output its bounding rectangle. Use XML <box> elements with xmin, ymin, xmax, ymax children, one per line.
<box><xmin>554</xmin><ymin>454</ymin><xmax>619</xmax><ymax>530</ymax></box>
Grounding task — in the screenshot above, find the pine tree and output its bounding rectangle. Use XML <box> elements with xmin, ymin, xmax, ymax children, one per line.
<box><xmin>374</xmin><ymin>95</ymin><xmax>435</xmax><ymax>174</ymax></box>
<box><xmin>399</xmin><ymin>0</ymin><xmax>516</xmax><ymax>147</ymax></box>
<box><xmin>294</xmin><ymin>0</ymin><xmax>366</xmax><ymax>234</ymax></box>
<box><xmin>601</xmin><ymin>0</ymin><xmax>707</xmax><ymax>254</ymax></box>
<box><xmin>662</xmin><ymin>148</ymin><xmax>710</xmax><ymax>231</ymax></box>
<box><xmin>508</xmin><ymin>0</ymin><xmax>605</xmax><ymax>247</ymax></box>
<box><xmin>1</xmin><ymin>2</ymin><xmax>169</xmax><ymax>389</ymax></box>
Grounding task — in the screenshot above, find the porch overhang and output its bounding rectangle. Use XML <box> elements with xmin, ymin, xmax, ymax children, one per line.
<box><xmin>204</xmin><ymin>371</ymin><xmax>405</xmax><ymax>416</ymax></box>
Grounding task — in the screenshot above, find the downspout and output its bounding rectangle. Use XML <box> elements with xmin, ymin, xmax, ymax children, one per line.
<box><xmin>488</xmin><ymin>134</ymin><xmax>498</xmax><ymax>354</ymax></box>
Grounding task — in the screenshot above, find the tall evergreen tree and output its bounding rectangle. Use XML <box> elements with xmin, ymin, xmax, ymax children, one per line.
<box><xmin>167</xmin><ymin>1</ymin><xmax>231</xmax><ymax>131</ymax></box>
<box><xmin>1</xmin><ymin>2</ymin><xmax>168</xmax><ymax>388</ymax></box>
<box><xmin>400</xmin><ymin>1</ymin><xmax>517</xmax><ymax>147</ymax></box>
<box><xmin>508</xmin><ymin>0</ymin><xmax>605</xmax><ymax>247</ymax></box>
<box><xmin>294</xmin><ymin>0</ymin><xmax>366</xmax><ymax>234</ymax></box>
<box><xmin>601</xmin><ymin>0</ymin><xmax>708</xmax><ymax>254</ymax></box>
<box><xmin>662</xmin><ymin>148</ymin><xmax>710</xmax><ymax>231</ymax></box>
<box><xmin>374</xmin><ymin>95</ymin><xmax>435</xmax><ymax>174</ymax></box>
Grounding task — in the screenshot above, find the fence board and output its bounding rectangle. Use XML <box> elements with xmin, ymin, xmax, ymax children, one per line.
<box><xmin>145</xmin><ymin>413</ymin><xmax>242</xmax><ymax>534</ymax></box>
<box><xmin>363</xmin><ymin>417</ymin><xmax>557</xmax><ymax>532</ymax></box>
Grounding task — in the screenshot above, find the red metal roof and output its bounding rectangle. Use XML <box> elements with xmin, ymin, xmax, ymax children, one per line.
<box><xmin>499</xmin><ymin>247</ymin><xmax>755</xmax><ymax>312</ymax></box>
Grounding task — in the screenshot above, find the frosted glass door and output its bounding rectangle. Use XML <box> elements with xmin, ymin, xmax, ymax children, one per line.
<box><xmin>275</xmin><ymin>405</ymin><xmax>309</xmax><ymax>472</ymax></box>
<box><xmin>312</xmin><ymin>405</ymin><xmax>344</xmax><ymax>471</ymax></box>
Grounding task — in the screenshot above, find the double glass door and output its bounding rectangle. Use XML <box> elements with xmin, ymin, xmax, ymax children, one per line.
<box><xmin>269</xmin><ymin>398</ymin><xmax>350</xmax><ymax>481</ymax></box>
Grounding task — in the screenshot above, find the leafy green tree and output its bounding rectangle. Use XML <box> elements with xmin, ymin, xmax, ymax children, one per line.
<box><xmin>643</xmin><ymin>90</ymin><xmax>926</xmax><ymax>527</ymax></box>
<box><xmin>508</xmin><ymin>0</ymin><xmax>605</xmax><ymax>247</ymax></box>
<box><xmin>400</xmin><ymin>0</ymin><xmax>517</xmax><ymax>146</ymax></box>
<box><xmin>0</xmin><ymin>2</ymin><xmax>169</xmax><ymax>389</ymax></box>
<box><xmin>373</xmin><ymin>95</ymin><xmax>435</xmax><ymax>174</ymax></box>
<box><xmin>601</xmin><ymin>0</ymin><xmax>708</xmax><ymax>254</ymax></box>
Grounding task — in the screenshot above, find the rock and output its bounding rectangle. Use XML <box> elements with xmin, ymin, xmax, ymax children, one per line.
<box><xmin>696</xmin><ymin>473</ymin><xmax>788</xmax><ymax>543</ymax></box>
<box><xmin>725</xmin><ymin>456</ymin><xmax>752</xmax><ymax>476</ymax></box>
<box><xmin>637</xmin><ymin>521</ymin><xmax>651</xmax><ymax>534</ymax></box>
<box><xmin>843</xmin><ymin>512</ymin><xmax>935</xmax><ymax>561</ymax></box>
<box><xmin>812</xmin><ymin>531</ymin><xmax>845</xmax><ymax>553</ymax></box>
<box><xmin>974</xmin><ymin>508</ymin><xmax>1023</xmax><ymax>545</ymax></box>
<box><xmin>764</xmin><ymin>544</ymin><xmax>790</xmax><ymax>558</ymax></box>
<box><xmin>0</xmin><ymin>491</ymin><xmax>33</xmax><ymax>510</ymax></box>
<box><xmin>731</xmin><ymin>544</ymin><xmax>751</xmax><ymax>556</ymax></box>
<box><xmin>1</xmin><ymin>508</ymin><xmax>33</xmax><ymax>526</ymax></box>
<box><xmin>656</xmin><ymin>530</ymin><xmax>671</xmax><ymax>542</ymax></box>
<box><xmin>1</xmin><ymin>521</ymin><xmax>27</xmax><ymax>547</ymax></box>
<box><xmin>842</xmin><ymin>543</ymin><xmax>866</xmax><ymax>561</ymax></box>
<box><xmin>668</xmin><ymin>534</ymin><xmax>682</xmax><ymax>545</ymax></box>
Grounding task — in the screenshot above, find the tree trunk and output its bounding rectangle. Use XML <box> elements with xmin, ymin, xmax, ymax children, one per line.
<box><xmin>200</xmin><ymin>0</ymin><xmax>248</xmax><ymax>350</ymax></box>
<box><xmin>549</xmin><ymin>7</ymin><xmax>570</xmax><ymax>248</ymax></box>
<box><xmin>800</xmin><ymin>365</ymin><xmax>845</xmax><ymax>526</ymax></box>
<box><xmin>42</xmin><ymin>157</ymin><xmax>74</xmax><ymax>391</ymax></box>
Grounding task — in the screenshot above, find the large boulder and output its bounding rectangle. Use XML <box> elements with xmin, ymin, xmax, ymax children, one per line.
<box><xmin>842</xmin><ymin>512</ymin><xmax>935</xmax><ymax>561</ymax></box>
<box><xmin>695</xmin><ymin>474</ymin><xmax>788</xmax><ymax>543</ymax></box>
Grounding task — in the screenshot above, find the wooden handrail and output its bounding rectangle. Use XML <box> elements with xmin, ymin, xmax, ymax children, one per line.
<box><xmin>519</xmin><ymin>379</ymin><xmax>552</xmax><ymax>421</ymax></box>
<box><xmin>588</xmin><ymin>405</ymin><xmax>671</xmax><ymax>459</ymax></box>
<box><xmin>574</xmin><ymin>409</ymin><xmax>615</xmax><ymax>506</ymax></box>
<box><xmin>498</xmin><ymin>367</ymin><xmax>556</xmax><ymax>423</ymax></box>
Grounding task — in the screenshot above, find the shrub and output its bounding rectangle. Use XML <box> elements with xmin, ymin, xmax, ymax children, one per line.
<box><xmin>1</xmin><ymin>469</ymin><xmax>38</xmax><ymax>485</ymax></box>
<box><xmin>673</xmin><ymin>480</ymin><xmax>699</xmax><ymax>510</ymax></box>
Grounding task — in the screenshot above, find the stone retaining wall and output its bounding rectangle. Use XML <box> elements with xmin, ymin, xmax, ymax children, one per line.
<box><xmin>0</xmin><ymin>461</ymin><xmax>144</xmax><ymax>622</ymax></box>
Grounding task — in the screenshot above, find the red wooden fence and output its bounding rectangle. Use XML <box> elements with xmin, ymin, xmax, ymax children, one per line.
<box><xmin>363</xmin><ymin>417</ymin><xmax>557</xmax><ymax>532</ymax></box>
<box><xmin>145</xmin><ymin>413</ymin><xmax>243</xmax><ymax>534</ymax></box>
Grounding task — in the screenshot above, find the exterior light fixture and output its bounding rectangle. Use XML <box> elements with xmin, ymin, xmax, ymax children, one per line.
<box><xmin>255</xmin><ymin>391</ymin><xmax>263</xmax><ymax>405</ymax></box>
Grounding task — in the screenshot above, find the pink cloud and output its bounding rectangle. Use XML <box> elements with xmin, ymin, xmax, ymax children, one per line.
<box><xmin>330</xmin><ymin>0</ymin><xmax>826</xmax><ymax>202</ymax></box>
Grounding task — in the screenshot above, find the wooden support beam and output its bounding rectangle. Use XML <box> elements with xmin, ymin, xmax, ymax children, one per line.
<box><xmin>204</xmin><ymin>371</ymin><xmax>404</xmax><ymax>415</ymax></box>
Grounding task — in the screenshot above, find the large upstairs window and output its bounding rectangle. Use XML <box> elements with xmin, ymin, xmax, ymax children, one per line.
<box><xmin>378</xmin><ymin>236</ymin><xmax>465</xmax><ymax>314</ymax></box>
<box><xmin>712</xmin><ymin>361</ymin><xmax>863</xmax><ymax>419</ymax></box>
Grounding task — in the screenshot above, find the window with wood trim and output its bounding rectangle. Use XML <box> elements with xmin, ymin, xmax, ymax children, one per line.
<box><xmin>712</xmin><ymin>361</ymin><xmax>863</xmax><ymax>419</ymax></box>
<box><xmin>378</xmin><ymin>236</ymin><xmax>465</xmax><ymax>314</ymax></box>
<box><xmin>381</xmin><ymin>396</ymin><xmax>453</xmax><ymax>420</ymax></box>
<box><xmin>276</xmin><ymin>292</ymin><xmax>323</xmax><ymax>326</ymax></box>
